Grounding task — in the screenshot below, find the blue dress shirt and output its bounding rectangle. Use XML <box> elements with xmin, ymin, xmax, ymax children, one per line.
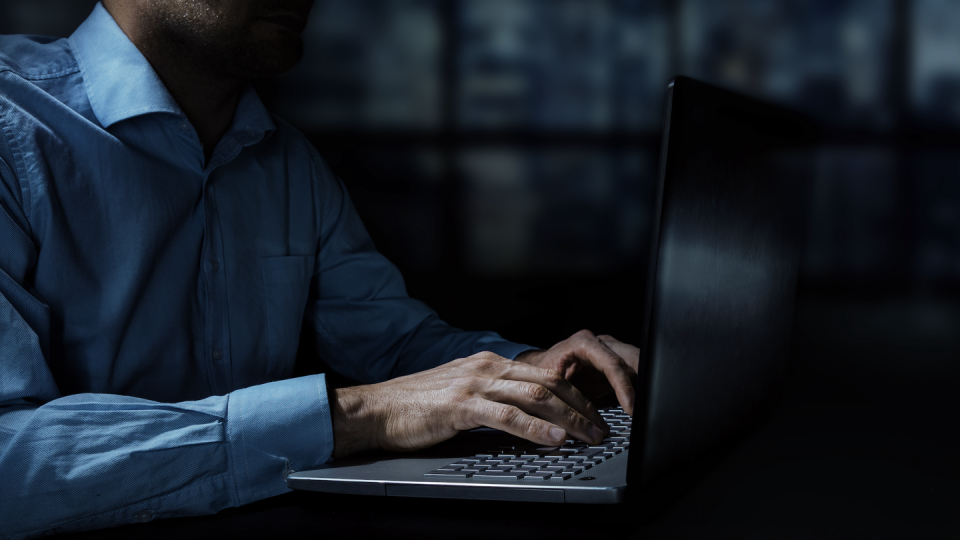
<box><xmin>0</xmin><ymin>4</ymin><xmax>531</xmax><ymax>538</ymax></box>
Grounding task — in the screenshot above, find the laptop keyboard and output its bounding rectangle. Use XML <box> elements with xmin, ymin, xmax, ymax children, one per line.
<box><xmin>424</xmin><ymin>406</ymin><xmax>631</xmax><ymax>481</ymax></box>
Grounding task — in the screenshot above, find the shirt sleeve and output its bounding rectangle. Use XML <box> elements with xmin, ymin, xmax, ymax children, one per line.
<box><xmin>0</xmin><ymin>152</ymin><xmax>333</xmax><ymax>539</ymax></box>
<box><xmin>304</xmin><ymin>149</ymin><xmax>535</xmax><ymax>384</ymax></box>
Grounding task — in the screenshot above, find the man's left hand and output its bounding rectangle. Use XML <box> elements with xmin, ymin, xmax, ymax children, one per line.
<box><xmin>515</xmin><ymin>330</ymin><xmax>640</xmax><ymax>416</ymax></box>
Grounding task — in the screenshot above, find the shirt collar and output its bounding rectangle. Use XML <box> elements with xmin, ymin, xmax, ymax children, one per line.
<box><xmin>69</xmin><ymin>2</ymin><xmax>181</xmax><ymax>128</ymax></box>
<box><xmin>232</xmin><ymin>84</ymin><xmax>277</xmax><ymax>145</ymax></box>
<box><xmin>68</xmin><ymin>2</ymin><xmax>276</xmax><ymax>140</ymax></box>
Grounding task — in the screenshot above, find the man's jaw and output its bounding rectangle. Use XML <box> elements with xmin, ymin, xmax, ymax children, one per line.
<box><xmin>255</xmin><ymin>11</ymin><xmax>308</xmax><ymax>36</ymax></box>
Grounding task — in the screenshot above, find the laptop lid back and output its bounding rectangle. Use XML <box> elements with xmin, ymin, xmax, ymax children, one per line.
<box><xmin>634</xmin><ymin>76</ymin><xmax>814</xmax><ymax>485</ymax></box>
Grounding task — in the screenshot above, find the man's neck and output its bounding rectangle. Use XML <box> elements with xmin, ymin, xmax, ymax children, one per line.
<box><xmin>104</xmin><ymin>3</ymin><xmax>244</xmax><ymax>164</ymax></box>
<box><xmin>143</xmin><ymin>51</ymin><xmax>244</xmax><ymax>164</ymax></box>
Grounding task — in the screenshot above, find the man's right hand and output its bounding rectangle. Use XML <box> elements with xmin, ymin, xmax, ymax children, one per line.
<box><xmin>330</xmin><ymin>351</ymin><xmax>612</xmax><ymax>459</ymax></box>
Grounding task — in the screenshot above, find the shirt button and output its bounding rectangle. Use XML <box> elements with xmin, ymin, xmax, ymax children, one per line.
<box><xmin>135</xmin><ymin>510</ymin><xmax>154</xmax><ymax>523</ymax></box>
<box><xmin>212</xmin><ymin>348</ymin><xmax>223</xmax><ymax>361</ymax></box>
<box><xmin>211</xmin><ymin>260</ymin><xmax>220</xmax><ymax>272</ymax></box>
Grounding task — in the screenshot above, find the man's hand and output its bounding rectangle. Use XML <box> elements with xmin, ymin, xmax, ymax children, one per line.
<box><xmin>331</xmin><ymin>351</ymin><xmax>612</xmax><ymax>459</ymax></box>
<box><xmin>515</xmin><ymin>330</ymin><xmax>640</xmax><ymax>416</ymax></box>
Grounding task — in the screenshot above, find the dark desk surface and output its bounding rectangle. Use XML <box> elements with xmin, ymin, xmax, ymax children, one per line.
<box><xmin>54</xmin><ymin>401</ymin><xmax>960</xmax><ymax>540</ymax></box>
<box><xmin>55</xmin><ymin>298</ymin><xmax>960</xmax><ymax>539</ymax></box>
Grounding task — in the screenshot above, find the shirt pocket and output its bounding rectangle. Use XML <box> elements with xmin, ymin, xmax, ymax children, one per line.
<box><xmin>260</xmin><ymin>255</ymin><xmax>315</xmax><ymax>376</ymax></box>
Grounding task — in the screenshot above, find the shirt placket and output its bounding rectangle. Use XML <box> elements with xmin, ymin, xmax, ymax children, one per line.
<box><xmin>201</xmin><ymin>168</ymin><xmax>233</xmax><ymax>395</ymax></box>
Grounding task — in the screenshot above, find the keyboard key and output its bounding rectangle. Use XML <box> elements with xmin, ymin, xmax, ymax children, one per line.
<box><xmin>567</xmin><ymin>466</ymin><xmax>585</xmax><ymax>475</ymax></box>
<box><xmin>544</xmin><ymin>466</ymin><xmax>566</xmax><ymax>472</ymax></box>
<box><xmin>575</xmin><ymin>448</ymin><xmax>604</xmax><ymax>457</ymax></box>
<box><xmin>549</xmin><ymin>472</ymin><xmax>573</xmax><ymax>481</ymax></box>
<box><xmin>436</xmin><ymin>466</ymin><xmax>463</xmax><ymax>472</ymax></box>
<box><xmin>476</xmin><ymin>470</ymin><xmax>525</xmax><ymax>479</ymax></box>
<box><xmin>525</xmin><ymin>472</ymin><xmax>553</xmax><ymax>480</ymax></box>
<box><xmin>475</xmin><ymin>454</ymin><xmax>494</xmax><ymax>459</ymax></box>
<box><xmin>425</xmin><ymin>470</ymin><xmax>473</xmax><ymax>478</ymax></box>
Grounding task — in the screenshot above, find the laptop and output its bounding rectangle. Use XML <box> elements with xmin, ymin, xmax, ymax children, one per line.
<box><xmin>286</xmin><ymin>76</ymin><xmax>815</xmax><ymax>504</ymax></box>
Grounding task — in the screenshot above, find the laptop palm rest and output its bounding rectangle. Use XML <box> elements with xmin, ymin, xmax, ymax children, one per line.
<box><xmin>287</xmin><ymin>427</ymin><xmax>627</xmax><ymax>503</ymax></box>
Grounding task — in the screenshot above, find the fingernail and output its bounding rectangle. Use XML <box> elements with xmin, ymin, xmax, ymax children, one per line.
<box><xmin>549</xmin><ymin>427</ymin><xmax>566</xmax><ymax>442</ymax></box>
<box><xmin>588</xmin><ymin>425</ymin><xmax>604</xmax><ymax>442</ymax></box>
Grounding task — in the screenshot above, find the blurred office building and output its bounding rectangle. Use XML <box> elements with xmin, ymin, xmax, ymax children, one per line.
<box><xmin>3</xmin><ymin>0</ymin><xmax>960</xmax><ymax>341</ymax></box>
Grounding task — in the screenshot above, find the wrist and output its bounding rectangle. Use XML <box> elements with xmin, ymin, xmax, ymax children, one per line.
<box><xmin>331</xmin><ymin>385</ymin><xmax>381</xmax><ymax>459</ymax></box>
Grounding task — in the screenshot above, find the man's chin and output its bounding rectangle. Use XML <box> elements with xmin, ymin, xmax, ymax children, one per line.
<box><xmin>237</xmin><ymin>36</ymin><xmax>304</xmax><ymax>78</ymax></box>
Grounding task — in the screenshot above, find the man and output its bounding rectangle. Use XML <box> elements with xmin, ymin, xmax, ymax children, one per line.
<box><xmin>0</xmin><ymin>1</ymin><xmax>639</xmax><ymax>536</ymax></box>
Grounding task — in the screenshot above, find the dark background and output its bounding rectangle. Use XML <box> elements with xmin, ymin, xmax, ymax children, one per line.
<box><xmin>4</xmin><ymin>0</ymin><xmax>957</xmax><ymax>337</ymax></box>
<box><xmin>4</xmin><ymin>1</ymin><xmax>960</xmax><ymax>535</ymax></box>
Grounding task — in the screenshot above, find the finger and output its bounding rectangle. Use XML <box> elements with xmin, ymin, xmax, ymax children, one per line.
<box><xmin>575</xmin><ymin>335</ymin><xmax>637</xmax><ymax>417</ymax></box>
<box><xmin>471</xmin><ymin>400</ymin><xmax>569</xmax><ymax>447</ymax></box>
<box><xmin>482</xmin><ymin>359</ymin><xmax>610</xmax><ymax>434</ymax></box>
<box><xmin>597</xmin><ymin>334</ymin><xmax>622</xmax><ymax>346</ymax></box>
<box><xmin>597</xmin><ymin>335</ymin><xmax>641</xmax><ymax>374</ymax></box>
<box><xmin>483</xmin><ymin>379</ymin><xmax>606</xmax><ymax>445</ymax></box>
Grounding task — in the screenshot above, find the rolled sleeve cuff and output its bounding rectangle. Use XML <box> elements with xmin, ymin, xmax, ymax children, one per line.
<box><xmin>226</xmin><ymin>374</ymin><xmax>333</xmax><ymax>506</ymax></box>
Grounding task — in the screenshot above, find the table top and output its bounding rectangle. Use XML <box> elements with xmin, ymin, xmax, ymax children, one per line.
<box><xmin>52</xmin><ymin>298</ymin><xmax>960</xmax><ymax>538</ymax></box>
<box><xmin>53</xmin><ymin>400</ymin><xmax>960</xmax><ymax>540</ymax></box>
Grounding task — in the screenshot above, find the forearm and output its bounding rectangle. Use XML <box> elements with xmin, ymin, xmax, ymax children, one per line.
<box><xmin>0</xmin><ymin>376</ymin><xmax>333</xmax><ymax>538</ymax></box>
<box><xmin>312</xmin><ymin>300</ymin><xmax>537</xmax><ymax>383</ymax></box>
